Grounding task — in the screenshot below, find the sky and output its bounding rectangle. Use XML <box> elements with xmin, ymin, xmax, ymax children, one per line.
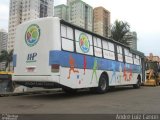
<box><xmin>0</xmin><ymin>0</ymin><xmax>160</xmax><ymax>56</ymax></box>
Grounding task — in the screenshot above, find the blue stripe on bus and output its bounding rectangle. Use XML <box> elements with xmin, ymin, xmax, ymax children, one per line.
<box><xmin>49</xmin><ymin>50</ymin><xmax>141</xmax><ymax>73</ymax></box>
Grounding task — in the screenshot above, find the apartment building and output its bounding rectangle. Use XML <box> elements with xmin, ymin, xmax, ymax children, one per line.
<box><xmin>54</xmin><ymin>4</ymin><xmax>68</xmax><ymax>21</ymax></box>
<box><xmin>0</xmin><ymin>29</ymin><xmax>8</xmax><ymax>70</ymax></box>
<box><xmin>125</xmin><ymin>32</ymin><xmax>137</xmax><ymax>50</ymax></box>
<box><xmin>93</xmin><ymin>7</ymin><xmax>110</xmax><ymax>37</ymax></box>
<box><xmin>54</xmin><ymin>0</ymin><xmax>93</xmax><ymax>31</ymax></box>
<box><xmin>67</xmin><ymin>0</ymin><xmax>93</xmax><ymax>31</ymax></box>
<box><xmin>7</xmin><ymin>0</ymin><xmax>54</xmax><ymax>51</ymax></box>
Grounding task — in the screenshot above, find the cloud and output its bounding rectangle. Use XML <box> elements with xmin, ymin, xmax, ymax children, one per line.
<box><xmin>54</xmin><ymin>0</ymin><xmax>66</xmax><ymax>6</ymax></box>
<box><xmin>0</xmin><ymin>5</ymin><xmax>9</xmax><ymax>20</ymax></box>
<box><xmin>0</xmin><ymin>4</ymin><xmax>9</xmax><ymax>30</ymax></box>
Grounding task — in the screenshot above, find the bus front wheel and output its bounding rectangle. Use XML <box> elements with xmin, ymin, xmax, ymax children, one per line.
<box><xmin>96</xmin><ymin>74</ymin><xmax>109</xmax><ymax>94</ymax></box>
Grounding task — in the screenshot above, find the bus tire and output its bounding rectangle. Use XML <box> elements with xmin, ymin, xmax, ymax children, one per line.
<box><xmin>62</xmin><ymin>87</ymin><xmax>77</xmax><ymax>94</ymax></box>
<box><xmin>133</xmin><ymin>75</ymin><xmax>141</xmax><ymax>89</ymax></box>
<box><xmin>96</xmin><ymin>74</ymin><xmax>109</xmax><ymax>94</ymax></box>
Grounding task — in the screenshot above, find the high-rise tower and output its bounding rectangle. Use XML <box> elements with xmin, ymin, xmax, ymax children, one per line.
<box><xmin>7</xmin><ymin>0</ymin><xmax>54</xmax><ymax>51</ymax></box>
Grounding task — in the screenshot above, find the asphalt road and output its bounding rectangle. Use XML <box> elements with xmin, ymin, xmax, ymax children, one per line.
<box><xmin>0</xmin><ymin>86</ymin><xmax>160</xmax><ymax>114</ymax></box>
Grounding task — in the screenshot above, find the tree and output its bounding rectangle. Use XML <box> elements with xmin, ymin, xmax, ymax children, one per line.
<box><xmin>110</xmin><ymin>20</ymin><xmax>131</xmax><ymax>45</ymax></box>
<box><xmin>0</xmin><ymin>49</ymin><xmax>14</xmax><ymax>71</ymax></box>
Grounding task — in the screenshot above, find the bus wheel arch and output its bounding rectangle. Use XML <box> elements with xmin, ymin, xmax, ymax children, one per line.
<box><xmin>133</xmin><ymin>74</ymin><xmax>141</xmax><ymax>89</ymax></box>
<box><xmin>96</xmin><ymin>72</ymin><xmax>109</xmax><ymax>94</ymax></box>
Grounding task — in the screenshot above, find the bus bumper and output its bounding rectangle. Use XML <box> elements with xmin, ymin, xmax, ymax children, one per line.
<box><xmin>12</xmin><ymin>75</ymin><xmax>60</xmax><ymax>88</ymax></box>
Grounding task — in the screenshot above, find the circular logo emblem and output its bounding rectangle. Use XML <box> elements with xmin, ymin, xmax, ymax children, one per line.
<box><xmin>25</xmin><ymin>24</ymin><xmax>40</xmax><ymax>47</ymax></box>
<box><xmin>79</xmin><ymin>33</ymin><xmax>90</xmax><ymax>53</ymax></box>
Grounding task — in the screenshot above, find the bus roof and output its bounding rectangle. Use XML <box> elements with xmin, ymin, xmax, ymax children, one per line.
<box><xmin>130</xmin><ymin>49</ymin><xmax>145</xmax><ymax>58</ymax></box>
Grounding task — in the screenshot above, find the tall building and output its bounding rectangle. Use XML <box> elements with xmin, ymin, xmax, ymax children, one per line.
<box><xmin>67</xmin><ymin>0</ymin><xmax>76</xmax><ymax>5</ymax></box>
<box><xmin>54</xmin><ymin>0</ymin><xmax>93</xmax><ymax>31</ymax></box>
<box><xmin>54</xmin><ymin>4</ymin><xmax>68</xmax><ymax>21</ymax></box>
<box><xmin>0</xmin><ymin>29</ymin><xmax>8</xmax><ymax>70</ymax></box>
<box><xmin>67</xmin><ymin>0</ymin><xmax>93</xmax><ymax>31</ymax></box>
<box><xmin>125</xmin><ymin>32</ymin><xmax>137</xmax><ymax>50</ymax></box>
<box><xmin>93</xmin><ymin>7</ymin><xmax>110</xmax><ymax>37</ymax></box>
<box><xmin>7</xmin><ymin>0</ymin><xmax>54</xmax><ymax>51</ymax></box>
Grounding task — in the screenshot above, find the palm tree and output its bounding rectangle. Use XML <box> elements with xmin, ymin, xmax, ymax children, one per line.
<box><xmin>0</xmin><ymin>49</ymin><xmax>14</xmax><ymax>71</ymax></box>
<box><xmin>110</xmin><ymin>20</ymin><xmax>131</xmax><ymax>45</ymax></box>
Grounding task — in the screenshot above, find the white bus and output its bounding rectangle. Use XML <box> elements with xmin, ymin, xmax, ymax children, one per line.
<box><xmin>13</xmin><ymin>17</ymin><xmax>145</xmax><ymax>93</ymax></box>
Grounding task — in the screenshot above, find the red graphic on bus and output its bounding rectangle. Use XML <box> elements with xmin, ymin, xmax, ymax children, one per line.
<box><xmin>129</xmin><ymin>65</ymin><xmax>132</xmax><ymax>80</ymax></box>
<box><xmin>67</xmin><ymin>55</ymin><xmax>79</xmax><ymax>79</ymax></box>
<box><xmin>123</xmin><ymin>64</ymin><xmax>127</xmax><ymax>81</ymax></box>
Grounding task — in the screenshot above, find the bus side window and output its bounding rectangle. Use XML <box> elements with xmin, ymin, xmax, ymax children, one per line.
<box><xmin>102</xmin><ymin>40</ymin><xmax>115</xmax><ymax>60</ymax></box>
<box><xmin>75</xmin><ymin>29</ymin><xmax>93</xmax><ymax>55</ymax></box>
<box><xmin>133</xmin><ymin>54</ymin><xmax>136</xmax><ymax>64</ymax></box>
<box><xmin>136</xmin><ymin>55</ymin><xmax>140</xmax><ymax>65</ymax></box>
<box><xmin>108</xmin><ymin>42</ymin><xmax>115</xmax><ymax>60</ymax></box>
<box><xmin>93</xmin><ymin>37</ymin><xmax>102</xmax><ymax>58</ymax></box>
<box><xmin>61</xmin><ymin>24</ymin><xmax>74</xmax><ymax>52</ymax></box>
<box><xmin>129</xmin><ymin>52</ymin><xmax>133</xmax><ymax>64</ymax></box>
<box><xmin>117</xmin><ymin>45</ymin><xmax>123</xmax><ymax>62</ymax></box>
<box><xmin>108</xmin><ymin>42</ymin><xmax>114</xmax><ymax>52</ymax></box>
<box><xmin>133</xmin><ymin>55</ymin><xmax>140</xmax><ymax>65</ymax></box>
<box><xmin>61</xmin><ymin>25</ymin><xmax>67</xmax><ymax>37</ymax></box>
<box><xmin>124</xmin><ymin>49</ymin><xmax>133</xmax><ymax>64</ymax></box>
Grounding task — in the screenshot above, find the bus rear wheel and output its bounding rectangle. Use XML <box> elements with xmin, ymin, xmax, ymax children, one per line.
<box><xmin>96</xmin><ymin>74</ymin><xmax>109</xmax><ymax>94</ymax></box>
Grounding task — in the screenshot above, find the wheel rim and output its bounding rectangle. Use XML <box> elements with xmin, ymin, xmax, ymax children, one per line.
<box><xmin>100</xmin><ymin>77</ymin><xmax>107</xmax><ymax>91</ymax></box>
